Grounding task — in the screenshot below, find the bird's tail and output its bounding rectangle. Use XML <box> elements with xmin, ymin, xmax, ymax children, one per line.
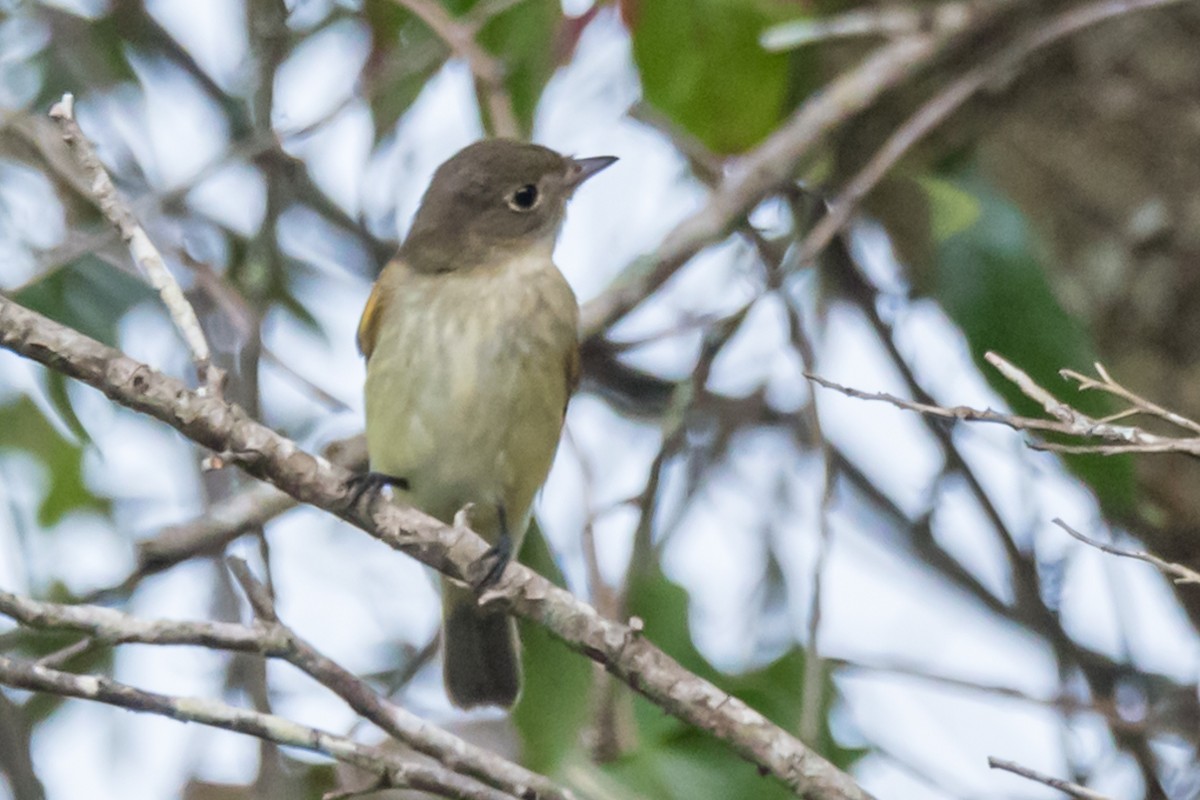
<box><xmin>441</xmin><ymin>581</ymin><xmax>521</xmax><ymax>708</ymax></box>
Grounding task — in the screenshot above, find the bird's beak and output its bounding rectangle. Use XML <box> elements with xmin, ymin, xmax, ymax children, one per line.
<box><xmin>566</xmin><ymin>155</ymin><xmax>618</xmax><ymax>189</ymax></box>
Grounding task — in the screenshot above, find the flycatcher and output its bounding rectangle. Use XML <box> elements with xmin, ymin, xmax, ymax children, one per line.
<box><xmin>354</xmin><ymin>139</ymin><xmax>616</xmax><ymax>708</ymax></box>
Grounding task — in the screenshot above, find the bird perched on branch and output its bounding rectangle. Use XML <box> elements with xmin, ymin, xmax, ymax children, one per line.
<box><xmin>353</xmin><ymin>139</ymin><xmax>616</xmax><ymax>708</ymax></box>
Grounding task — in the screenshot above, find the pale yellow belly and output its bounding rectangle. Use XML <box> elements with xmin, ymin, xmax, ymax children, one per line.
<box><xmin>362</xmin><ymin>257</ymin><xmax>576</xmax><ymax>541</ymax></box>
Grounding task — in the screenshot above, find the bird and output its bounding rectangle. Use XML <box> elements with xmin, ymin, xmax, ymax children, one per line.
<box><xmin>353</xmin><ymin>139</ymin><xmax>616</xmax><ymax>708</ymax></box>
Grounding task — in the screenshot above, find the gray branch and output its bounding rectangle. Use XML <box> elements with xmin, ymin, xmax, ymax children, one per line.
<box><xmin>0</xmin><ymin>654</ymin><xmax>514</xmax><ymax>800</ymax></box>
<box><xmin>0</xmin><ymin>580</ymin><xmax>572</xmax><ymax>800</ymax></box>
<box><xmin>0</xmin><ymin>291</ymin><xmax>874</xmax><ymax>800</ymax></box>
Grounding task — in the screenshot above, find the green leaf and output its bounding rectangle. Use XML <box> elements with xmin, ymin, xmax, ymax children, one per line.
<box><xmin>362</xmin><ymin>0</ymin><xmax>559</xmax><ymax>139</ymax></box>
<box><xmin>33</xmin><ymin>10</ymin><xmax>139</xmax><ymax>109</ymax></box>
<box><xmin>475</xmin><ymin>0</ymin><xmax>560</xmax><ymax>137</ymax></box>
<box><xmin>45</xmin><ymin>371</ymin><xmax>93</xmax><ymax>447</ymax></box>
<box><xmin>362</xmin><ymin>0</ymin><xmax>447</xmax><ymax>139</ymax></box>
<box><xmin>608</xmin><ymin>564</ymin><xmax>863</xmax><ymax>796</ymax></box>
<box><xmin>625</xmin><ymin>563</ymin><xmax>713</xmax><ymax>676</ymax></box>
<box><xmin>0</xmin><ymin>397</ymin><xmax>108</xmax><ymax>527</ymax></box>
<box><xmin>609</xmin><ymin>731</ymin><xmax>792</xmax><ymax>800</ymax></box>
<box><xmin>14</xmin><ymin>256</ymin><xmax>154</xmax><ymax>347</ymax></box>
<box><xmin>512</xmin><ymin>521</ymin><xmax>592</xmax><ymax>772</ymax></box>
<box><xmin>626</xmin><ymin>0</ymin><xmax>791</xmax><ymax>153</ymax></box>
<box><xmin>920</xmin><ymin>174</ymin><xmax>981</xmax><ymax>243</ymax></box>
<box><xmin>933</xmin><ymin>174</ymin><xmax>1136</xmax><ymax>515</ymax></box>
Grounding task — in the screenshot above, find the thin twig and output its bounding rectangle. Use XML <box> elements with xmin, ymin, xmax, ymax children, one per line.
<box><xmin>1053</xmin><ymin>519</ymin><xmax>1200</xmax><ymax>586</ymax></box>
<box><xmin>47</xmin><ymin>93</ymin><xmax>225</xmax><ymax>396</ymax></box>
<box><xmin>832</xmin><ymin>657</ymin><xmax>1100</xmax><ymax>716</ymax></box>
<box><xmin>0</xmin><ymin>582</ymin><xmax>575</xmax><ymax>800</ymax></box>
<box><xmin>987</xmin><ymin>756</ymin><xmax>1114</xmax><ymax>800</ymax></box>
<box><xmin>806</xmin><ymin>372</ymin><xmax>1064</xmax><ymax>432</ymax></box>
<box><xmin>807</xmin><ymin>352</ymin><xmax>1200</xmax><ymax>457</ymax></box>
<box><xmin>33</xmin><ymin>636</ymin><xmax>95</xmax><ymax>669</ymax></box>
<box><xmin>749</xmin><ymin>197</ymin><xmax>836</xmax><ymax>747</ymax></box>
<box><xmin>1061</xmin><ymin>363</ymin><xmax>1200</xmax><ymax>435</ymax></box>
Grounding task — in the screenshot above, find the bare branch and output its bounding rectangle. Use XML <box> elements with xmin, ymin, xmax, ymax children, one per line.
<box><xmin>0</xmin><ymin>295</ymin><xmax>874</xmax><ymax>800</ymax></box>
<box><xmin>77</xmin><ymin>436</ymin><xmax>371</xmax><ymax>604</ymax></box>
<box><xmin>987</xmin><ymin>757</ymin><xmax>1114</xmax><ymax>800</ymax></box>
<box><xmin>1053</xmin><ymin>519</ymin><xmax>1200</xmax><ymax>586</ymax></box>
<box><xmin>47</xmin><ymin>93</ymin><xmax>225</xmax><ymax>396</ymax></box>
<box><xmin>1061</xmin><ymin>363</ymin><xmax>1200</xmax><ymax>435</ymax></box>
<box><xmin>143</xmin><ymin>481</ymin><xmax>294</xmax><ymax>561</ymax></box>
<box><xmin>0</xmin><ymin>655</ymin><xmax>513</xmax><ymax>800</ymax></box>
<box><xmin>1</xmin><ymin>579</ymin><xmax>573</xmax><ymax>800</ymax></box>
<box><xmin>807</xmin><ymin>353</ymin><xmax>1200</xmax><ymax>457</ymax></box>
<box><xmin>806</xmin><ymin>371</ymin><xmax>1064</xmax><ymax>432</ymax></box>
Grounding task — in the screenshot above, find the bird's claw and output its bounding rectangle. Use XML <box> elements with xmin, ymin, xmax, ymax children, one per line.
<box><xmin>468</xmin><ymin>503</ymin><xmax>512</xmax><ymax>590</ymax></box>
<box><xmin>343</xmin><ymin>471</ymin><xmax>410</xmax><ymax>511</ymax></box>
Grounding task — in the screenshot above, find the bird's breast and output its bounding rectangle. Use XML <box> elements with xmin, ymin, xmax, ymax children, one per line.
<box><xmin>363</xmin><ymin>251</ymin><xmax>578</xmax><ymax>528</ymax></box>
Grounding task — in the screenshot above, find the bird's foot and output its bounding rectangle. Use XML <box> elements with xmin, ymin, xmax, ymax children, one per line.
<box><xmin>343</xmin><ymin>471</ymin><xmax>409</xmax><ymax>512</ymax></box>
<box><xmin>469</xmin><ymin>503</ymin><xmax>512</xmax><ymax>591</ymax></box>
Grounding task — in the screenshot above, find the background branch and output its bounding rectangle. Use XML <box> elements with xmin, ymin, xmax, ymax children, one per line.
<box><xmin>47</xmin><ymin>93</ymin><xmax>224</xmax><ymax>395</ymax></box>
<box><xmin>0</xmin><ymin>574</ymin><xmax>574</xmax><ymax>800</ymax></box>
<box><xmin>0</xmin><ymin>654</ymin><xmax>512</xmax><ymax>800</ymax></box>
<box><xmin>987</xmin><ymin>756</ymin><xmax>1114</xmax><ymax>800</ymax></box>
<box><xmin>0</xmin><ymin>294</ymin><xmax>873</xmax><ymax>800</ymax></box>
<box><xmin>809</xmin><ymin>352</ymin><xmax>1200</xmax><ymax>456</ymax></box>
<box><xmin>1053</xmin><ymin>519</ymin><xmax>1200</xmax><ymax>586</ymax></box>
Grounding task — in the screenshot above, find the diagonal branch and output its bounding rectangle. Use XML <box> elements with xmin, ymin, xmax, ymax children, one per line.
<box><xmin>761</xmin><ymin>0</ymin><xmax>982</xmax><ymax>49</ymax></box>
<box><xmin>0</xmin><ymin>654</ymin><xmax>513</xmax><ymax>800</ymax></box>
<box><xmin>579</xmin><ymin>28</ymin><xmax>971</xmax><ymax>339</ymax></box>
<box><xmin>47</xmin><ymin>93</ymin><xmax>224</xmax><ymax>396</ymax></box>
<box><xmin>0</xmin><ymin>579</ymin><xmax>573</xmax><ymax>800</ymax></box>
<box><xmin>987</xmin><ymin>756</ymin><xmax>1113</xmax><ymax>800</ymax></box>
<box><xmin>1060</xmin><ymin>363</ymin><xmax>1200</xmax><ymax>435</ymax></box>
<box><xmin>0</xmin><ymin>294</ymin><xmax>873</xmax><ymax>800</ymax></box>
<box><xmin>1053</xmin><ymin>519</ymin><xmax>1200</xmax><ymax>586</ymax></box>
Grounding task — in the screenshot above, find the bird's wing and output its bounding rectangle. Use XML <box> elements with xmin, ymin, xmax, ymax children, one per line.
<box><xmin>356</xmin><ymin>267</ymin><xmax>391</xmax><ymax>360</ymax></box>
<box><xmin>564</xmin><ymin>341</ymin><xmax>580</xmax><ymax>419</ymax></box>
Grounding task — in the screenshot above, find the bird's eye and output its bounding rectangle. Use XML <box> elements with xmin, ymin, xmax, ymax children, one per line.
<box><xmin>507</xmin><ymin>184</ymin><xmax>540</xmax><ymax>212</ymax></box>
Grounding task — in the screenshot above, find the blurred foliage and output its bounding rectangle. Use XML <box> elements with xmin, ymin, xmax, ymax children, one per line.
<box><xmin>0</xmin><ymin>396</ymin><xmax>107</xmax><ymax>527</ymax></box>
<box><xmin>515</xmin><ymin>524</ymin><xmax>860</xmax><ymax>797</ymax></box>
<box><xmin>513</xmin><ymin>524</ymin><xmax>593</xmax><ymax>771</ymax></box>
<box><xmin>925</xmin><ymin>173</ymin><xmax>1136</xmax><ymax>515</ymax></box>
<box><xmin>601</xmin><ymin>563</ymin><xmax>861</xmax><ymax>799</ymax></box>
<box><xmin>473</xmin><ymin>0</ymin><xmax>561</xmax><ymax>135</ymax></box>
<box><xmin>34</xmin><ymin>10</ymin><xmax>139</xmax><ymax>101</ymax></box>
<box><xmin>623</xmin><ymin>0</ymin><xmax>792</xmax><ymax>153</ymax></box>
<box><xmin>363</xmin><ymin>0</ymin><xmax>448</xmax><ymax>138</ymax></box>
<box><xmin>14</xmin><ymin>258</ymin><xmax>153</xmax><ymax>348</ymax></box>
<box><xmin>8</xmin><ymin>258</ymin><xmax>151</xmax><ymax>523</ymax></box>
<box><xmin>4</xmin><ymin>581</ymin><xmax>115</xmax><ymax>723</ymax></box>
